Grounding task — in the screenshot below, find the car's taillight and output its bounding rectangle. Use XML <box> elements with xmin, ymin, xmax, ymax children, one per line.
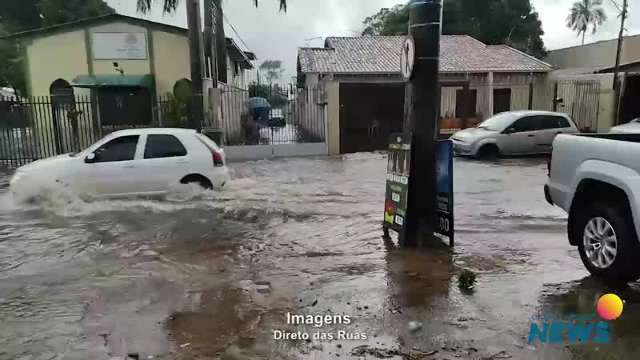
<box><xmin>195</xmin><ymin>134</ymin><xmax>224</xmax><ymax>167</ymax></box>
<box><xmin>212</xmin><ymin>151</ymin><xmax>224</xmax><ymax>167</ymax></box>
<box><xmin>547</xmin><ymin>155</ymin><xmax>552</xmax><ymax>177</ymax></box>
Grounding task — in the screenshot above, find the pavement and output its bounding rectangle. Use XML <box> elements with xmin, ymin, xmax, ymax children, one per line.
<box><xmin>1</xmin><ymin>154</ymin><xmax>639</xmax><ymax>360</ymax></box>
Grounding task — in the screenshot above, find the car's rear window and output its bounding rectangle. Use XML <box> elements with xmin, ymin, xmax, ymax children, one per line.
<box><xmin>144</xmin><ymin>134</ymin><xmax>187</xmax><ymax>159</ymax></box>
<box><xmin>195</xmin><ymin>134</ymin><xmax>220</xmax><ymax>150</ymax></box>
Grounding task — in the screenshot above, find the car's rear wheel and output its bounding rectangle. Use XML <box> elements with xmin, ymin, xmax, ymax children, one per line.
<box><xmin>574</xmin><ymin>201</ymin><xmax>640</xmax><ymax>283</ymax></box>
<box><xmin>180</xmin><ymin>174</ymin><xmax>213</xmax><ymax>190</ymax></box>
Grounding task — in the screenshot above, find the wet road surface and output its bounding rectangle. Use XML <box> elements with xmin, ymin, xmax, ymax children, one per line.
<box><xmin>1</xmin><ymin>154</ymin><xmax>640</xmax><ymax>359</ymax></box>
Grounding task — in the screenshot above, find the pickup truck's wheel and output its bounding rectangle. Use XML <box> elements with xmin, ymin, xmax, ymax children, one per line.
<box><xmin>574</xmin><ymin>202</ymin><xmax>640</xmax><ymax>283</ymax></box>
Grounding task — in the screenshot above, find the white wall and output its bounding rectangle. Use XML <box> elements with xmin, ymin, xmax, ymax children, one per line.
<box><xmin>225</xmin><ymin>143</ymin><xmax>327</xmax><ymax>162</ymax></box>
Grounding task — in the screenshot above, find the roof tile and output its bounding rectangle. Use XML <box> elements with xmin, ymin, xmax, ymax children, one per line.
<box><xmin>298</xmin><ymin>35</ymin><xmax>552</xmax><ymax>74</ymax></box>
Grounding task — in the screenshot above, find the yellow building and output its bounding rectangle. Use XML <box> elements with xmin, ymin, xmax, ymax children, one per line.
<box><xmin>5</xmin><ymin>14</ymin><xmax>254</xmax><ymax>156</ymax></box>
<box><xmin>9</xmin><ymin>13</ymin><xmax>254</xmax><ymax>123</ymax></box>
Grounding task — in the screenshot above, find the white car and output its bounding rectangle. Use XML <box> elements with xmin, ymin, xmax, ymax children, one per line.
<box><xmin>546</xmin><ymin>133</ymin><xmax>640</xmax><ymax>283</ymax></box>
<box><xmin>610</xmin><ymin>118</ymin><xmax>640</xmax><ymax>134</ymax></box>
<box><xmin>451</xmin><ymin>111</ymin><xmax>579</xmax><ymax>158</ymax></box>
<box><xmin>10</xmin><ymin>128</ymin><xmax>230</xmax><ymax>200</ymax></box>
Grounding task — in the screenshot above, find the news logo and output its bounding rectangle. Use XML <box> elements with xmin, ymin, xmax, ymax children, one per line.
<box><xmin>528</xmin><ymin>293</ymin><xmax>623</xmax><ymax>344</ymax></box>
<box><xmin>597</xmin><ymin>293</ymin><xmax>624</xmax><ymax>321</ymax></box>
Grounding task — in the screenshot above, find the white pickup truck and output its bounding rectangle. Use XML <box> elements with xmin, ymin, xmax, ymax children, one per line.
<box><xmin>545</xmin><ymin>133</ymin><xmax>640</xmax><ymax>283</ymax></box>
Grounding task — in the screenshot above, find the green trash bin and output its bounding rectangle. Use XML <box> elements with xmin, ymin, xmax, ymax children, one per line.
<box><xmin>201</xmin><ymin>128</ymin><xmax>225</xmax><ymax>146</ymax></box>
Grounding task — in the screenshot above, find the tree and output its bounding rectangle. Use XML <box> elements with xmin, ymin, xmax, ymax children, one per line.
<box><xmin>38</xmin><ymin>0</ymin><xmax>115</xmax><ymax>26</ymax></box>
<box><xmin>0</xmin><ymin>26</ymin><xmax>26</xmax><ymax>95</ymax></box>
<box><xmin>362</xmin><ymin>5</ymin><xmax>409</xmax><ymax>37</ymax></box>
<box><xmin>362</xmin><ymin>0</ymin><xmax>547</xmax><ymax>59</ymax></box>
<box><xmin>259</xmin><ymin>60</ymin><xmax>285</xmax><ymax>84</ymax></box>
<box><xmin>0</xmin><ymin>0</ymin><xmax>114</xmax><ymax>32</ymax></box>
<box><xmin>567</xmin><ymin>0</ymin><xmax>607</xmax><ymax>45</ymax></box>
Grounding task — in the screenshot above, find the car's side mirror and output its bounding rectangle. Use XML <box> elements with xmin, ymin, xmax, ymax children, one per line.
<box><xmin>504</xmin><ymin>127</ymin><xmax>516</xmax><ymax>134</ymax></box>
<box><xmin>85</xmin><ymin>153</ymin><xmax>96</xmax><ymax>163</ymax></box>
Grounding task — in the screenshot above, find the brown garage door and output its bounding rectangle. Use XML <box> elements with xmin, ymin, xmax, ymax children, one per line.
<box><xmin>340</xmin><ymin>83</ymin><xmax>405</xmax><ymax>154</ymax></box>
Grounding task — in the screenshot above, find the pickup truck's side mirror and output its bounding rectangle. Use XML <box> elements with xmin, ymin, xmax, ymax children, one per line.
<box><xmin>85</xmin><ymin>153</ymin><xmax>96</xmax><ymax>164</ymax></box>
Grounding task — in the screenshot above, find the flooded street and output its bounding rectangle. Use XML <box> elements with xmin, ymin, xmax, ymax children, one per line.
<box><xmin>1</xmin><ymin>154</ymin><xmax>640</xmax><ymax>360</ymax></box>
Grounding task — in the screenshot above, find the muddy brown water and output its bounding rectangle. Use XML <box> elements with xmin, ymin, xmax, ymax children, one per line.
<box><xmin>1</xmin><ymin>154</ymin><xmax>640</xmax><ymax>360</ymax></box>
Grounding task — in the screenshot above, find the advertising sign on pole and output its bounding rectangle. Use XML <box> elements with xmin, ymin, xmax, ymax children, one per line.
<box><xmin>435</xmin><ymin>140</ymin><xmax>454</xmax><ymax>247</ymax></box>
<box><xmin>383</xmin><ymin>133</ymin><xmax>412</xmax><ymax>238</ymax></box>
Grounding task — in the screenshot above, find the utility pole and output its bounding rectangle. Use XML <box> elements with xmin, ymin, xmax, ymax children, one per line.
<box><xmin>214</xmin><ymin>0</ymin><xmax>228</xmax><ymax>84</ymax></box>
<box><xmin>204</xmin><ymin>0</ymin><xmax>217</xmax><ymax>82</ymax></box>
<box><xmin>403</xmin><ymin>0</ymin><xmax>442</xmax><ymax>247</ymax></box>
<box><xmin>612</xmin><ymin>0</ymin><xmax>628</xmax><ymax>125</ymax></box>
<box><xmin>186</xmin><ymin>0</ymin><xmax>205</xmax><ymax>130</ymax></box>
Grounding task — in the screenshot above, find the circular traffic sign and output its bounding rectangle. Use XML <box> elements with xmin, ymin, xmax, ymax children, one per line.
<box><xmin>401</xmin><ymin>37</ymin><xmax>415</xmax><ymax>80</ymax></box>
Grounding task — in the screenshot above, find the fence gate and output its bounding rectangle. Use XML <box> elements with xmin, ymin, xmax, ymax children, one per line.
<box><xmin>220</xmin><ymin>83</ymin><xmax>327</xmax><ymax>159</ymax></box>
<box><xmin>555</xmin><ymin>80</ymin><xmax>601</xmax><ymax>132</ymax></box>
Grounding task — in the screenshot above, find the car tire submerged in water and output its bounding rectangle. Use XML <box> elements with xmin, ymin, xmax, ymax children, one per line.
<box><xmin>475</xmin><ymin>144</ymin><xmax>500</xmax><ymax>159</ymax></box>
<box><xmin>180</xmin><ymin>174</ymin><xmax>213</xmax><ymax>190</ymax></box>
<box><xmin>574</xmin><ymin>202</ymin><xmax>640</xmax><ymax>283</ymax></box>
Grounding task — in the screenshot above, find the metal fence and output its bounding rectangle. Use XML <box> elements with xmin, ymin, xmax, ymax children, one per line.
<box><xmin>1</xmin><ymin>85</ymin><xmax>328</xmax><ymax>167</ymax></box>
<box><xmin>0</xmin><ymin>95</ymin><xmax>199</xmax><ymax>167</ymax></box>
<box><xmin>1</xmin><ymin>96</ymin><xmax>100</xmax><ymax>167</ymax></box>
<box><xmin>220</xmin><ymin>83</ymin><xmax>326</xmax><ymax>145</ymax></box>
<box><xmin>555</xmin><ymin>80</ymin><xmax>601</xmax><ymax>132</ymax></box>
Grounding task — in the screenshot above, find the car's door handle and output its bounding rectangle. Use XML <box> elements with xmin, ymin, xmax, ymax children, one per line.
<box><xmin>527</xmin><ymin>134</ymin><xmax>535</xmax><ymax>137</ymax></box>
<box><xmin>122</xmin><ymin>165</ymin><xmax>135</xmax><ymax>169</ymax></box>
<box><xmin>176</xmin><ymin>160</ymin><xmax>189</xmax><ymax>164</ymax></box>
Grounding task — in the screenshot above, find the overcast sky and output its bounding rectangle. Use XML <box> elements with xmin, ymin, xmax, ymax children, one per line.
<box><xmin>106</xmin><ymin>0</ymin><xmax>637</xmax><ymax>80</ymax></box>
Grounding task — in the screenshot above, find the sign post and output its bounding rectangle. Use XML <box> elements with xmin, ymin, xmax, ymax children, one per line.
<box><xmin>383</xmin><ymin>133</ymin><xmax>413</xmax><ymax>242</ymax></box>
<box><xmin>402</xmin><ymin>0</ymin><xmax>444</xmax><ymax>247</ymax></box>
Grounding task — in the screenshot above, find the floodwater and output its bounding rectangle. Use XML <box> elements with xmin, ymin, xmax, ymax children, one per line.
<box><xmin>1</xmin><ymin>154</ymin><xmax>640</xmax><ymax>360</ymax></box>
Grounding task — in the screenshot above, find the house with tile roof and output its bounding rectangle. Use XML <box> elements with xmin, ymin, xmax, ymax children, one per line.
<box><xmin>297</xmin><ymin>35</ymin><xmax>555</xmax><ymax>154</ymax></box>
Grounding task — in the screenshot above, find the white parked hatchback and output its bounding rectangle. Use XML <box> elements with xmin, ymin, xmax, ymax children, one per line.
<box><xmin>10</xmin><ymin>128</ymin><xmax>230</xmax><ymax>199</ymax></box>
<box><xmin>451</xmin><ymin>111</ymin><xmax>579</xmax><ymax>158</ymax></box>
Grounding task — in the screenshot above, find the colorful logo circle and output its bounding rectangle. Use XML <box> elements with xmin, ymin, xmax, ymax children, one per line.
<box><xmin>597</xmin><ymin>293</ymin><xmax>624</xmax><ymax>321</ymax></box>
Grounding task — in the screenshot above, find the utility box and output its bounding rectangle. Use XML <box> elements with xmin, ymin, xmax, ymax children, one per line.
<box><xmin>201</xmin><ymin>127</ymin><xmax>225</xmax><ymax>146</ymax></box>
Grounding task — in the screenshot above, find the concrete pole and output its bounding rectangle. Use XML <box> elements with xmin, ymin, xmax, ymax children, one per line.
<box><xmin>487</xmin><ymin>72</ymin><xmax>494</xmax><ymax>117</ymax></box>
<box><xmin>403</xmin><ymin>0</ymin><xmax>442</xmax><ymax>247</ymax></box>
<box><xmin>612</xmin><ymin>0</ymin><xmax>628</xmax><ymax>125</ymax></box>
<box><xmin>186</xmin><ymin>0</ymin><xmax>205</xmax><ymax>130</ymax></box>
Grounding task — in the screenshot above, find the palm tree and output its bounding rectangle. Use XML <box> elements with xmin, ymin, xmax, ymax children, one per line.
<box><xmin>566</xmin><ymin>0</ymin><xmax>607</xmax><ymax>45</ymax></box>
<box><xmin>136</xmin><ymin>0</ymin><xmax>287</xmax><ymax>13</ymax></box>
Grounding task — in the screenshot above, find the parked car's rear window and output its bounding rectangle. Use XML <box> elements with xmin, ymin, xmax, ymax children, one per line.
<box><xmin>144</xmin><ymin>134</ymin><xmax>187</xmax><ymax>159</ymax></box>
<box><xmin>540</xmin><ymin>116</ymin><xmax>571</xmax><ymax>129</ymax></box>
<box><xmin>556</xmin><ymin>117</ymin><xmax>571</xmax><ymax>128</ymax></box>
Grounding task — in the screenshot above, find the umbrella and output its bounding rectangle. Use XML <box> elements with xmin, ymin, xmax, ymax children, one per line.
<box><xmin>247</xmin><ymin>97</ymin><xmax>271</xmax><ymax>109</ymax></box>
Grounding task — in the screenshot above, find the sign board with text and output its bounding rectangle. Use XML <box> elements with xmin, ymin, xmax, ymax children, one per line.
<box><xmin>383</xmin><ymin>133</ymin><xmax>412</xmax><ymax>235</ymax></box>
<box><xmin>92</xmin><ymin>33</ymin><xmax>148</xmax><ymax>60</ymax></box>
<box><xmin>435</xmin><ymin>140</ymin><xmax>454</xmax><ymax>246</ymax></box>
